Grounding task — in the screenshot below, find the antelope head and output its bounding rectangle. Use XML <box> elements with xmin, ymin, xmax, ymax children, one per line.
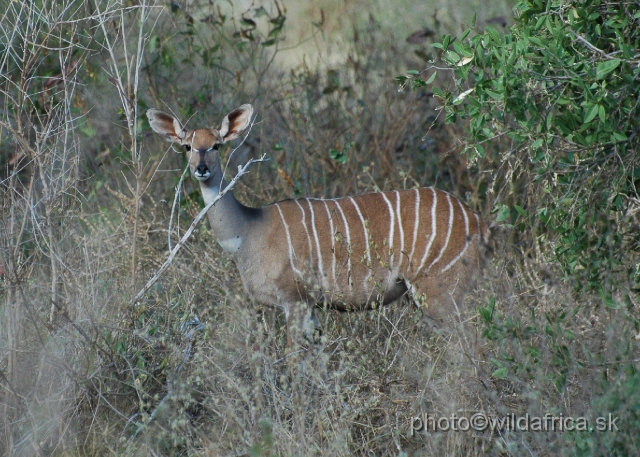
<box><xmin>146</xmin><ymin>104</ymin><xmax>253</xmax><ymax>181</ymax></box>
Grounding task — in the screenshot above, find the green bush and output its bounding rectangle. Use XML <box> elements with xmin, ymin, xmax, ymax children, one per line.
<box><xmin>401</xmin><ymin>0</ymin><xmax>640</xmax><ymax>299</ymax></box>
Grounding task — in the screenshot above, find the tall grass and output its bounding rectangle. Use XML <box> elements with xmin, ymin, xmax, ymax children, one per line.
<box><xmin>1</xmin><ymin>0</ymin><xmax>637</xmax><ymax>456</ymax></box>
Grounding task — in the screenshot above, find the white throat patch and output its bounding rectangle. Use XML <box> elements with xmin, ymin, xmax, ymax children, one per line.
<box><xmin>218</xmin><ymin>236</ymin><xmax>243</xmax><ymax>252</ymax></box>
<box><xmin>199</xmin><ymin>184</ymin><xmax>242</xmax><ymax>252</ymax></box>
<box><xmin>200</xmin><ymin>185</ymin><xmax>220</xmax><ymax>205</ymax></box>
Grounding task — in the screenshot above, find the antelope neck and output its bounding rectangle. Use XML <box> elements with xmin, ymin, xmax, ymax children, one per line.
<box><xmin>198</xmin><ymin>165</ymin><xmax>256</xmax><ymax>253</ymax></box>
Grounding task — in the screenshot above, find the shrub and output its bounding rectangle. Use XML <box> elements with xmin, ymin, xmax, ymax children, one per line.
<box><xmin>400</xmin><ymin>0</ymin><xmax>640</xmax><ymax>299</ymax></box>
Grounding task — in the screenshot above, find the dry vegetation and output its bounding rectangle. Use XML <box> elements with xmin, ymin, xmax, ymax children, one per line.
<box><xmin>1</xmin><ymin>0</ymin><xmax>638</xmax><ymax>456</ymax></box>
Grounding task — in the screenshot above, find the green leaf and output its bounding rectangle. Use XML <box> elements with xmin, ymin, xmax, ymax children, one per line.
<box><xmin>595</xmin><ymin>59</ymin><xmax>620</xmax><ymax>80</ymax></box>
<box><xmin>453</xmin><ymin>41</ymin><xmax>473</xmax><ymax>57</ymax></box>
<box><xmin>478</xmin><ymin>307</ymin><xmax>492</xmax><ymax>322</ymax></box>
<box><xmin>485</xmin><ymin>89</ymin><xmax>503</xmax><ymax>100</ymax></box>
<box><xmin>598</xmin><ymin>104</ymin><xmax>606</xmax><ymax>123</ymax></box>
<box><xmin>514</xmin><ymin>205</ymin><xmax>527</xmax><ymax>217</ymax></box>
<box><xmin>599</xmin><ymin>288</ymin><xmax>622</xmax><ymax>309</ymax></box>
<box><xmin>583</xmin><ymin>104</ymin><xmax>599</xmax><ymax>124</ymax></box>
<box><xmin>269</xmin><ymin>25</ymin><xmax>284</xmax><ymax>38</ymax></box>
<box><xmin>496</xmin><ymin>204</ymin><xmax>510</xmax><ymax>222</ymax></box>
<box><xmin>329</xmin><ymin>148</ymin><xmax>348</xmax><ymax>164</ymax></box>
<box><xmin>240</xmin><ymin>18</ymin><xmax>256</xmax><ymax>28</ymax></box>
<box><xmin>485</xmin><ymin>26</ymin><xmax>501</xmax><ymax>43</ymax></box>
<box><xmin>424</xmin><ymin>71</ymin><xmax>437</xmax><ymax>84</ymax></box>
<box><xmin>442</xmin><ymin>34</ymin><xmax>451</xmax><ymax>49</ymax></box>
<box><xmin>431</xmin><ymin>87</ymin><xmax>446</xmax><ymax>98</ymax></box>
<box><xmin>492</xmin><ymin>367</ymin><xmax>508</xmax><ymax>379</ymax></box>
<box><xmin>148</xmin><ymin>35</ymin><xmax>158</xmax><ymax>53</ymax></box>
<box><xmin>444</xmin><ymin>50</ymin><xmax>461</xmax><ymax>64</ymax></box>
<box><xmin>612</xmin><ymin>131</ymin><xmax>627</xmax><ymax>142</ymax></box>
<box><xmin>79</xmin><ymin>123</ymin><xmax>97</xmax><ymax>138</ymax></box>
<box><xmin>528</xmin><ymin>36</ymin><xmax>544</xmax><ymax>47</ymax></box>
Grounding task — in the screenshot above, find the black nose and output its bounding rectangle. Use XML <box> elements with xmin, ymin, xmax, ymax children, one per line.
<box><xmin>196</xmin><ymin>164</ymin><xmax>209</xmax><ymax>175</ymax></box>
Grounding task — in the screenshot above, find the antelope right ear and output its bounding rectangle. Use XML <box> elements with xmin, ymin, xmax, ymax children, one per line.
<box><xmin>147</xmin><ymin>109</ymin><xmax>186</xmax><ymax>143</ymax></box>
<box><xmin>218</xmin><ymin>104</ymin><xmax>253</xmax><ymax>143</ymax></box>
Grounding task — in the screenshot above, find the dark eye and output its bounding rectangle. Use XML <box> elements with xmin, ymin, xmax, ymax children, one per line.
<box><xmin>184</xmin><ymin>144</ymin><xmax>191</xmax><ymax>151</ymax></box>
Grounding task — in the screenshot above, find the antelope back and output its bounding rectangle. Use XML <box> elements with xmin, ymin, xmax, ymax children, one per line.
<box><xmin>264</xmin><ymin>187</ymin><xmax>487</xmax><ymax>317</ymax></box>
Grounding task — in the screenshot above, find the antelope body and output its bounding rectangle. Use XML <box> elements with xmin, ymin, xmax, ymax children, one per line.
<box><xmin>147</xmin><ymin>104</ymin><xmax>488</xmax><ymax>334</ymax></box>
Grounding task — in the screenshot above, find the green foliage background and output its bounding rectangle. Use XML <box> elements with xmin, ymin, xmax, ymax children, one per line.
<box><xmin>407</xmin><ymin>0</ymin><xmax>640</xmax><ymax>297</ymax></box>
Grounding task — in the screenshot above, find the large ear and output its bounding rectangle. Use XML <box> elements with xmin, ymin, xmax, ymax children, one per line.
<box><xmin>147</xmin><ymin>109</ymin><xmax>186</xmax><ymax>143</ymax></box>
<box><xmin>218</xmin><ymin>104</ymin><xmax>253</xmax><ymax>143</ymax></box>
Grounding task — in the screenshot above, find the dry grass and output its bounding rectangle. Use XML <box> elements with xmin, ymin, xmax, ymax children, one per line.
<box><xmin>1</xmin><ymin>0</ymin><xmax>638</xmax><ymax>456</ymax></box>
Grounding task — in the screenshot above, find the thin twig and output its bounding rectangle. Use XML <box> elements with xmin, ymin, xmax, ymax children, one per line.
<box><xmin>168</xmin><ymin>156</ymin><xmax>191</xmax><ymax>251</ymax></box>
<box><xmin>570</xmin><ymin>30</ymin><xmax>621</xmax><ymax>60</ymax></box>
<box><xmin>131</xmin><ymin>154</ymin><xmax>268</xmax><ymax>305</ymax></box>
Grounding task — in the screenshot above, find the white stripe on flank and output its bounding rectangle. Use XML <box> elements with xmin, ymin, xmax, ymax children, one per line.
<box><xmin>380</xmin><ymin>192</ymin><xmax>395</xmax><ymax>273</ymax></box>
<box><xmin>474</xmin><ymin>212</ymin><xmax>480</xmax><ymax>238</ymax></box>
<box><xmin>335</xmin><ymin>199</ymin><xmax>353</xmax><ymax>291</ymax></box>
<box><xmin>394</xmin><ymin>190</ymin><xmax>405</xmax><ymax>274</ymax></box>
<box><xmin>474</xmin><ymin>212</ymin><xmax>487</xmax><ymax>244</ymax></box>
<box><xmin>408</xmin><ymin>188</ymin><xmax>420</xmax><ymax>267</ymax></box>
<box><xmin>307</xmin><ymin>198</ymin><xmax>326</xmax><ymax>289</ymax></box>
<box><xmin>427</xmin><ymin>193</ymin><xmax>455</xmax><ymax>273</ymax></box>
<box><xmin>294</xmin><ymin>199</ymin><xmax>313</xmax><ymax>266</ymax></box>
<box><xmin>349</xmin><ymin>196</ymin><xmax>371</xmax><ymax>288</ymax></box>
<box><xmin>275</xmin><ymin>203</ymin><xmax>303</xmax><ymax>277</ymax></box>
<box><xmin>441</xmin><ymin>198</ymin><xmax>471</xmax><ymax>273</ymax></box>
<box><xmin>323</xmin><ymin>200</ymin><xmax>336</xmax><ymax>290</ymax></box>
<box><xmin>460</xmin><ymin>198</ymin><xmax>469</xmax><ymax>238</ymax></box>
<box><xmin>416</xmin><ymin>188</ymin><xmax>438</xmax><ymax>275</ymax></box>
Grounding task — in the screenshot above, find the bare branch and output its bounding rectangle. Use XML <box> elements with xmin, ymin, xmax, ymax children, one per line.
<box><xmin>131</xmin><ymin>154</ymin><xmax>268</xmax><ymax>305</ymax></box>
<box><xmin>168</xmin><ymin>149</ymin><xmax>191</xmax><ymax>251</ymax></box>
<box><xmin>570</xmin><ymin>30</ymin><xmax>621</xmax><ymax>60</ymax></box>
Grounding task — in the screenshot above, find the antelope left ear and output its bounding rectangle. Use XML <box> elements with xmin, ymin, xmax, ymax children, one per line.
<box><xmin>218</xmin><ymin>104</ymin><xmax>253</xmax><ymax>143</ymax></box>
